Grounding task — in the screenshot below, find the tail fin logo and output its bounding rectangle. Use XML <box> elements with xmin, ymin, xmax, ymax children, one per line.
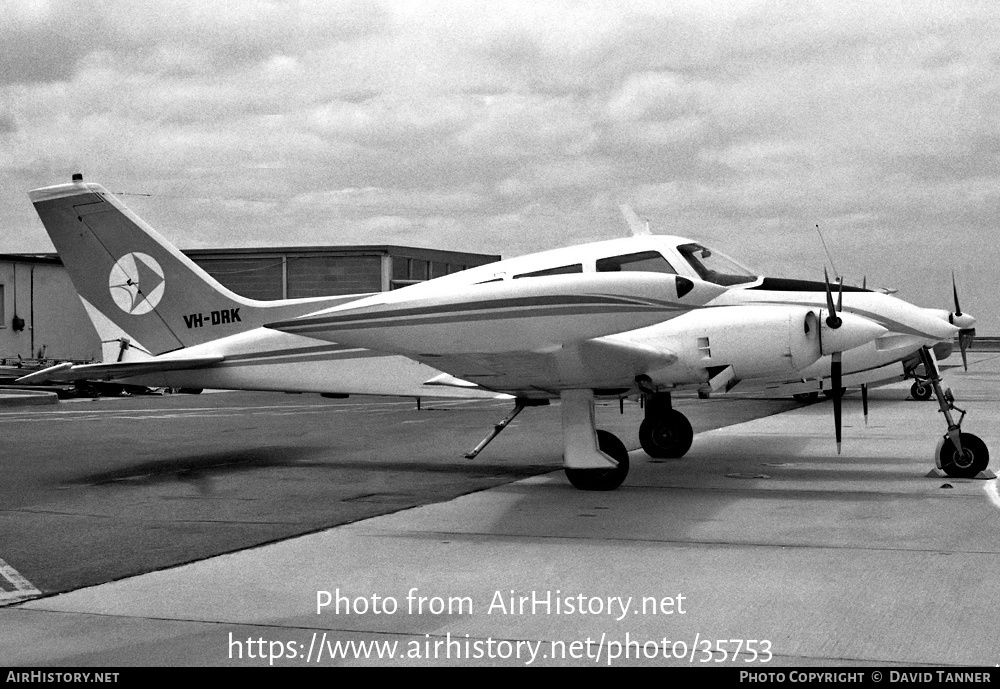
<box><xmin>109</xmin><ymin>252</ymin><xmax>166</xmax><ymax>315</ymax></box>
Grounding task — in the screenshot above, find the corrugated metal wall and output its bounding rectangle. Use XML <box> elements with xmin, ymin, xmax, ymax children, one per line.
<box><xmin>194</xmin><ymin>257</ymin><xmax>284</xmax><ymax>300</ymax></box>
<box><xmin>286</xmin><ymin>256</ymin><xmax>382</xmax><ymax>297</ymax></box>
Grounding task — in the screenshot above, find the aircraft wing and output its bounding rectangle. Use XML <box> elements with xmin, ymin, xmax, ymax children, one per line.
<box><xmin>15</xmin><ymin>356</ymin><xmax>226</xmax><ymax>384</ymax></box>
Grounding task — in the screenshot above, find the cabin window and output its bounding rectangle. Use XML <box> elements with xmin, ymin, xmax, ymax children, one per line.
<box><xmin>596</xmin><ymin>251</ymin><xmax>677</xmax><ymax>274</ymax></box>
<box><xmin>513</xmin><ymin>264</ymin><xmax>583</xmax><ymax>279</ymax></box>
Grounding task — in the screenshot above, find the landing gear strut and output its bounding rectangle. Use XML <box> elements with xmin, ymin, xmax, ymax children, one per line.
<box><xmin>904</xmin><ymin>355</ymin><xmax>934</xmax><ymax>401</ymax></box>
<box><xmin>560</xmin><ymin>389</ymin><xmax>629</xmax><ymax>491</ymax></box>
<box><xmin>638</xmin><ymin>392</ymin><xmax>693</xmax><ymax>459</ymax></box>
<box><xmin>917</xmin><ymin>346</ymin><xmax>991</xmax><ymax>479</ymax></box>
<box><xmin>565</xmin><ymin>430</ymin><xmax>630</xmax><ymax>491</ymax></box>
<box><xmin>463</xmin><ymin>392</ymin><xmax>629</xmax><ymax>490</ymax></box>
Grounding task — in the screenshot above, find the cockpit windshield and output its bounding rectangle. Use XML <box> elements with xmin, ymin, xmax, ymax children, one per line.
<box><xmin>677</xmin><ymin>243</ymin><xmax>757</xmax><ymax>286</ymax></box>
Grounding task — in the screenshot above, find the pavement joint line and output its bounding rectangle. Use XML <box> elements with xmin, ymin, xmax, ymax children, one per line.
<box><xmin>0</xmin><ymin>509</ymin><xmax>302</xmax><ymax>525</ymax></box>
<box><xmin>361</xmin><ymin>530</ymin><xmax>1000</xmax><ymax>556</ymax></box>
<box><xmin>3</xmin><ymin>608</ymin><xmax>543</xmax><ymax>645</ymax></box>
<box><xmin>509</xmin><ymin>477</ymin><xmax>997</xmax><ymax>499</ymax></box>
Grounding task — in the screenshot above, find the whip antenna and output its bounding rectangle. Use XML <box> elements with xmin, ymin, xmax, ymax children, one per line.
<box><xmin>815</xmin><ymin>224</ymin><xmax>839</xmax><ymax>278</ymax></box>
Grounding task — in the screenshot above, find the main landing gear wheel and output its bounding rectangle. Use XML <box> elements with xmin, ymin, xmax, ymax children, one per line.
<box><xmin>937</xmin><ymin>433</ymin><xmax>990</xmax><ymax>479</ymax></box>
<box><xmin>639</xmin><ymin>409</ymin><xmax>694</xmax><ymax>459</ymax></box>
<box><xmin>564</xmin><ymin>430</ymin><xmax>629</xmax><ymax>491</ymax></box>
<box><xmin>910</xmin><ymin>381</ymin><xmax>932</xmax><ymax>401</ymax></box>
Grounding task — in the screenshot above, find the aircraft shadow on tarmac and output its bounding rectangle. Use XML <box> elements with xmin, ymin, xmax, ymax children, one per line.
<box><xmin>70</xmin><ymin>447</ymin><xmax>557</xmax><ymax>490</ymax></box>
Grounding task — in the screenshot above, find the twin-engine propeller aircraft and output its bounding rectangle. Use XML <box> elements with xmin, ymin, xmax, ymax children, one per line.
<box><xmin>21</xmin><ymin>176</ymin><xmax>988</xmax><ymax>490</ymax></box>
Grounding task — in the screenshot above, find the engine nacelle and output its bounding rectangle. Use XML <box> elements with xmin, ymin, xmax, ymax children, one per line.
<box><xmin>643</xmin><ymin>305</ymin><xmax>886</xmax><ymax>384</ymax></box>
<box><xmin>669</xmin><ymin>305</ymin><xmax>822</xmax><ymax>381</ymax></box>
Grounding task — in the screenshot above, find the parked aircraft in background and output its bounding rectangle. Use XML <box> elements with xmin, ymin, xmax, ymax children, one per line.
<box><xmin>21</xmin><ymin>175</ymin><xmax>987</xmax><ymax>490</ymax></box>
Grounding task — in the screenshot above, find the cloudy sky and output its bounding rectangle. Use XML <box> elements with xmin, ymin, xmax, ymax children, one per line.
<box><xmin>2</xmin><ymin>0</ymin><xmax>997</xmax><ymax>331</ymax></box>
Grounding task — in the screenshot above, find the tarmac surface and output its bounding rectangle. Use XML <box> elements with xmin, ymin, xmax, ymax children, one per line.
<box><xmin>2</xmin><ymin>352</ymin><xmax>998</xmax><ymax>667</ymax></box>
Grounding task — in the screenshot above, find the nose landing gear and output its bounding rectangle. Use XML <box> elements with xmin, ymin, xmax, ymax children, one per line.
<box><xmin>917</xmin><ymin>346</ymin><xmax>992</xmax><ymax>479</ymax></box>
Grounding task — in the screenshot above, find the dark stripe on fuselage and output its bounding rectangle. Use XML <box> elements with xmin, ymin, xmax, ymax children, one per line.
<box><xmin>748</xmin><ymin>277</ymin><xmax>872</xmax><ymax>293</ymax></box>
<box><xmin>748</xmin><ymin>298</ymin><xmax>942</xmax><ymax>339</ymax></box>
<box><xmin>266</xmin><ymin>293</ymin><xmax>680</xmax><ymax>332</ymax></box>
<box><xmin>279</xmin><ymin>303</ymin><xmax>678</xmax><ymax>335</ymax></box>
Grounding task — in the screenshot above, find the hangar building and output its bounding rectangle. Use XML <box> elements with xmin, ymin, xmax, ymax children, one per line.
<box><xmin>0</xmin><ymin>245</ymin><xmax>499</xmax><ymax>365</ymax></box>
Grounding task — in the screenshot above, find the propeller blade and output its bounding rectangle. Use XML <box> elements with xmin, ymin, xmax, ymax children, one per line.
<box><xmin>952</xmin><ymin>271</ymin><xmax>962</xmax><ymax>316</ymax></box>
<box><xmin>959</xmin><ymin>327</ymin><xmax>976</xmax><ymax>371</ymax></box>
<box><xmin>832</xmin><ymin>351</ymin><xmax>842</xmax><ymax>455</ymax></box>
<box><xmin>950</xmin><ymin>274</ymin><xmax>975</xmax><ymax>370</ymax></box>
<box><xmin>837</xmin><ymin>276</ymin><xmax>843</xmax><ymax>312</ymax></box>
<box><xmin>824</xmin><ymin>268</ymin><xmax>842</xmax><ymax>328</ymax></box>
<box><xmin>862</xmin><ymin>275</ymin><xmax>867</xmax><ymax>290</ymax></box>
<box><xmin>861</xmin><ymin>383</ymin><xmax>868</xmax><ymax>426</ymax></box>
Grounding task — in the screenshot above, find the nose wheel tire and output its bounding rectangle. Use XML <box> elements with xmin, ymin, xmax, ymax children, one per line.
<box><xmin>937</xmin><ymin>433</ymin><xmax>989</xmax><ymax>479</ymax></box>
<box><xmin>639</xmin><ymin>409</ymin><xmax>694</xmax><ymax>459</ymax></box>
<box><xmin>564</xmin><ymin>430</ymin><xmax>630</xmax><ymax>491</ymax></box>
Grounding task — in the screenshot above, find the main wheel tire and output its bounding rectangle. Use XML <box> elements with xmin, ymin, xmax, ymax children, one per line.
<box><xmin>564</xmin><ymin>430</ymin><xmax>629</xmax><ymax>491</ymax></box>
<box><xmin>937</xmin><ymin>433</ymin><xmax>990</xmax><ymax>479</ymax></box>
<box><xmin>793</xmin><ymin>392</ymin><xmax>820</xmax><ymax>403</ymax></box>
<box><xmin>639</xmin><ymin>409</ymin><xmax>694</xmax><ymax>459</ymax></box>
<box><xmin>910</xmin><ymin>381</ymin><xmax>932</xmax><ymax>401</ymax></box>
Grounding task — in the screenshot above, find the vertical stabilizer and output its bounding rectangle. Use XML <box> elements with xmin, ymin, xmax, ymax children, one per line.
<box><xmin>29</xmin><ymin>177</ymin><xmax>367</xmax><ymax>356</ymax></box>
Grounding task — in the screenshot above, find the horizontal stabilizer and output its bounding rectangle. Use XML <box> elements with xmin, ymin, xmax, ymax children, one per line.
<box><xmin>422</xmin><ymin>373</ymin><xmax>482</xmax><ymax>388</ymax></box>
<box><xmin>16</xmin><ymin>355</ymin><xmax>225</xmax><ymax>384</ymax></box>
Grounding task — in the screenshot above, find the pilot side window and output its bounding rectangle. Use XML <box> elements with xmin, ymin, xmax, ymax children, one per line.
<box><xmin>596</xmin><ymin>251</ymin><xmax>677</xmax><ymax>274</ymax></box>
<box><xmin>513</xmin><ymin>264</ymin><xmax>583</xmax><ymax>279</ymax></box>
